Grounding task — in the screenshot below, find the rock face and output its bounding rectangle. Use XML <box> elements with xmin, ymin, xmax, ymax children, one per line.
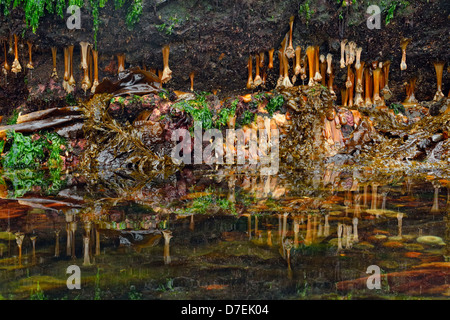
<box><xmin>0</xmin><ymin>0</ymin><xmax>448</xmax><ymax>114</ymax></box>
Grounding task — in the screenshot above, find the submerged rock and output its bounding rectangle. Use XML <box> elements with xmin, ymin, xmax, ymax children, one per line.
<box><xmin>416</xmin><ymin>236</ymin><xmax>445</xmax><ymax>246</ymax></box>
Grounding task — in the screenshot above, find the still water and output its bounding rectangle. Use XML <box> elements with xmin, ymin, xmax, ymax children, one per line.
<box><xmin>0</xmin><ymin>165</ymin><xmax>448</xmax><ymax>300</ymax></box>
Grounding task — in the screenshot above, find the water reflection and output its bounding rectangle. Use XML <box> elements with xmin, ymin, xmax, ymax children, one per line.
<box><xmin>0</xmin><ymin>165</ymin><xmax>448</xmax><ymax>299</ymax></box>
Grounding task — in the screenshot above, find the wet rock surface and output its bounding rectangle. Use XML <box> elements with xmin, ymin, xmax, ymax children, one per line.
<box><xmin>0</xmin><ymin>0</ymin><xmax>449</xmax><ymax>112</ymax></box>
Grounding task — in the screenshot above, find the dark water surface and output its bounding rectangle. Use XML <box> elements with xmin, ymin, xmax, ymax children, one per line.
<box><xmin>0</xmin><ymin>165</ymin><xmax>448</xmax><ymax>300</ymax></box>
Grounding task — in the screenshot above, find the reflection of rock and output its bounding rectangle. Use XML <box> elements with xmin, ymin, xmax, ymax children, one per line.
<box><xmin>416</xmin><ymin>236</ymin><xmax>445</xmax><ymax>246</ymax></box>
<box><xmin>382</xmin><ymin>241</ymin><xmax>404</xmax><ymax>249</ymax></box>
<box><xmin>353</xmin><ymin>241</ymin><xmax>374</xmax><ymax>250</ymax></box>
<box><xmin>337</xmin><ymin>262</ymin><xmax>450</xmax><ymax>296</ymax></box>
<box><xmin>405</xmin><ymin>243</ymin><xmax>425</xmax><ymax>251</ymax></box>
<box><xmin>119</xmin><ymin>230</ymin><xmax>162</xmax><ymax>253</ymax></box>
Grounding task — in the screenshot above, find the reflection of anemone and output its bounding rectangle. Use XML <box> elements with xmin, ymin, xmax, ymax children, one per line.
<box><xmin>430</xmin><ymin>186</ymin><xmax>440</xmax><ymax>213</ymax></box>
<box><xmin>15</xmin><ymin>232</ymin><xmax>24</xmax><ymax>263</ymax></box>
<box><xmin>54</xmin><ymin>230</ymin><xmax>60</xmax><ymax>257</ymax></box>
<box><xmin>402</xmin><ymin>77</ymin><xmax>418</xmax><ymax>107</ymax></box>
<box><xmin>83</xmin><ymin>235</ymin><xmax>91</xmax><ymax>266</ymax></box>
<box><xmin>163</xmin><ymin>230</ymin><xmax>173</xmax><ymax>265</ymax></box>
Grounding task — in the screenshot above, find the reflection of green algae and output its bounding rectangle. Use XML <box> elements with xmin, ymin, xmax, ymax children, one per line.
<box><xmin>404</xmin><ymin>243</ymin><xmax>424</xmax><ymax>251</ymax></box>
<box><xmin>12</xmin><ymin>275</ymin><xmax>66</xmax><ymax>295</ymax></box>
<box><xmin>365</xmin><ymin>209</ymin><xmax>404</xmax><ymax>218</ymax></box>
<box><xmin>190</xmin><ymin>240</ymin><xmax>279</xmax><ymax>262</ymax></box>
<box><xmin>416</xmin><ymin>236</ymin><xmax>445</xmax><ymax>246</ymax></box>
<box><xmin>328</xmin><ymin>238</ymin><xmax>339</xmax><ymax>246</ymax></box>
<box><xmin>354</xmin><ymin>241</ymin><xmax>375</xmax><ymax>250</ymax></box>
<box><xmin>379</xmin><ymin>260</ymin><xmax>399</xmax><ymax>270</ymax></box>
<box><xmin>0</xmin><ymin>232</ymin><xmax>15</xmax><ymax>240</ymax></box>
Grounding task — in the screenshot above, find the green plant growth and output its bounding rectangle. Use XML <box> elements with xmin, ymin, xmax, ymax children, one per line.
<box><xmin>0</xmin><ymin>130</ymin><xmax>68</xmax><ymax>197</ymax></box>
<box><xmin>388</xmin><ymin>103</ymin><xmax>405</xmax><ymax>115</ymax></box>
<box><xmin>157</xmin><ymin>278</ymin><xmax>174</xmax><ymax>292</ymax></box>
<box><xmin>173</xmin><ymin>92</ymin><xmax>214</xmax><ymax>130</ymax></box>
<box><xmin>176</xmin><ymin>188</ymin><xmax>237</xmax><ymax>215</ymax></box>
<box><xmin>239</xmin><ymin>110</ymin><xmax>256</xmax><ymax>126</ymax></box>
<box><xmin>156</xmin><ymin>15</ymin><xmax>181</xmax><ymax>35</ymax></box>
<box><xmin>2</xmin><ymin>167</ymin><xmax>67</xmax><ymax>197</ymax></box>
<box><xmin>94</xmin><ymin>267</ymin><xmax>101</xmax><ymax>300</ymax></box>
<box><xmin>381</xmin><ymin>0</ymin><xmax>410</xmax><ymax>25</ymax></box>
<box><xmin>0</xmin><ymin>0</ymin><xmax>144</xmax><ymax>48</ymax></box>
<box><xmin>298</xmin><ymin>0</ymin><xmax>314</xmax><ymax>25</ymax></box>
<box><xmin>2</xmin><ymin>130</ymin><xmax>67</xmax><ymax>170</ymax></box>
<box><xmin>65</xmin><ymin>93</ymin><xmax>77</xmax><ymax>106</ymax></box>
<box><xmin>158</xmin><ymin>89</ymin><xmax>170</xmax><ymax>100</ymax></box>
<box><xmin>128</xmin><ymin>285</ymin><xmax>142</xmax><ymax>300</ymax></box>
<box><xmin>216</xmin><ymin>102</ymin><xmax>237</xmax><ymax>129</ymax></box>
<box><xmin>131</xmin><ymin>94</ymin><xmax>143</xmax><ymax>104</ymax></box>
<box><xmin>125</xmin><ymin>0</ymin><xmax>143</xmax><ymax>29</ymax></box>
<box><xmin>30</xmin><ymin>282</ymin><xmax>48</xmax><ymax>300</ymax></box>
<box><xmin>266</xmin><ymin>94</ymin><xmax>285</xmax><ymax>116</ymax></box>
<box><xmin>6</xmin><ymin>110</ymin><xmax>19</xmax><ymax>125</ymax></box>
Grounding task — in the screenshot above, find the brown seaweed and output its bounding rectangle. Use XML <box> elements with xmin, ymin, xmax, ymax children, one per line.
<box><xmin>0</xmin><ymin>115</ymin><xmax>84</xmax><ymax>134</ymax></box>
<box><xmin>16</xmin><ymin>106</ymin><xmax>81</xmax><ymax>124</ymax></box>
<box><xmin>94</xmin><ymin>67</ymin><xmax>161</xmax><ymax>96</ymax></box>
<box><xmin>79</xmin><ymin>93</ymin><xmax>175</xmax><ymax>179</ymax></box>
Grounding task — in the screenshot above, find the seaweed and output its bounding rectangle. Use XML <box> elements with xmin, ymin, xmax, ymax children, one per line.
<box><xmin>278</xmin><ymin>85</ymin><xmax>332</xmax><ymax>171</ymax></box>
<box><xmin>266</xmin><ymin>94</ymin><xmax>285</xmax><ymax>116</ymax></box>
<box><xmin>238</xmin><ymin>110</ymin><xmax>256</xmax><ymax>126</ymax></box>
<box><xmin>79</xmin><ymin>93</ymin><xmax>175</xmax><ymax>179</ymax></box>
<box><xmin>1</xmin><ymin>130</ymin><xmax>67</xmax><ymax>170</ymax></box>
